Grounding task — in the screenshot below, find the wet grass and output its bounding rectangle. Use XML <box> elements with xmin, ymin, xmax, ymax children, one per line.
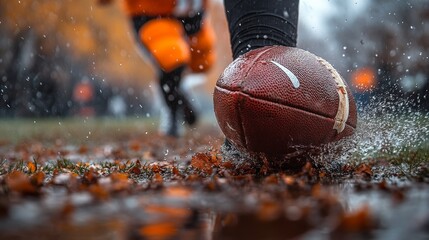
<box><xmin>0</xmin><ymin>115</ymin><xmax>428</xmax><ymax>239</ymax></box>
<box><xmin>0</xmin><ymin>117</ymin><xmax>157</xmax><ymax>144</ymax></box>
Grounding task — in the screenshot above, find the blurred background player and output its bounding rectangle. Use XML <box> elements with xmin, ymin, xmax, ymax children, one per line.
<box><xmin>98</xmin><ymin>0</ymin><xmax>216</xmax><ymax>137</ymax></box>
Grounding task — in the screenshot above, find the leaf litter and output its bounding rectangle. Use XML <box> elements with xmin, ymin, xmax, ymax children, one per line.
<box><xmin>0</xmin><ymin>109</ymin><xmax>428</xmax><ymax>239</ymax></box>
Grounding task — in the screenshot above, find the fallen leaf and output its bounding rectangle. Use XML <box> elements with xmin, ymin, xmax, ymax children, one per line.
<box><xmin>139</xmin><ymin>222</ymin><xmax>177</xmax><ymax>239</ymax></box>
<box><xmin>336</xmin><ymin>205</ymin><xmax>374</xmax><ymax>232</ymax></box>
<box><xmin>89</xmin><ymin>184</ymin><xmax>109</xmax><ymax>201</ymax></box>
<box><xmin>164</xmin><ymin>186</ymin><xmax>192</xmax><ymax>199</ymax></box>
<box><xmin>5</xmin><ymin>171</ymin><xmax>37</xmax><ymax>195</ymax></box>
<box><xmin>258</xmin><ymin>200</ymin><xmax>281</xmax><ymax>221</ymax></box>
<box><xmin>153</xmin><ymin>173</ymin><xmax>163</xmax><ymax>184</ymax></box>
<box><xmin>27</xmin><ymin>161</ymin><xmax>37</xmax><ymax>173</ymax></box>
<box><xmin>191</xmin><ymin>153</ymin><xmax>217</xmax><ymax>175</ymax></box>
<box><xmin>31</xmin><ymin>171</ymin><xmax>45</xmax><ymax>187</ymax></box>
<box><xmin>355</xmin><ymin>164</ymin><xmax>373</xmax><ymax>180</ymax></box>
<box><xmin>129</xmin><ymin>140</ymin><xmax>141</xmax><ymax>151</ymax></box>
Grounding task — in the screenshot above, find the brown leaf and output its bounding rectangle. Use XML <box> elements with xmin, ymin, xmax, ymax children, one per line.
<box><xmin>60</xmin><ymin>201</ymin><xmax>75</xmax><ymax>219</ymax></box>
<box><xmin>221</xmin><ymin>161</ymin><xmax>234</xmax><ymax>169</ymax></box>
<box><xmin>78</xmin><ymin>145</ymin><xmax>89</xmax><ymax>154</ymax></box>
<box><xmin>258</xmin><ymin>200</ymin><xmax>281</xmax><ymax>221</ymax></box>
<box><xmin>130</xmin><ymin>166</ymin><xmax>141</xmax><ymax>175</ymax></box>
<box><xmin>191</xmin><ymin>153</ymin><xmax>216</xmax><ymax>175</ymax></box>
<box><xmin>31</xmin><ymin>171</ymin><xmax>45</xmax><ymax>187</ymax></box>
<box><xmin>264</xmin><ymin>174</ymin><xmax>279</xmax><ymax>185</ymax></box>
<box><xmin>151</xmin><ymin>164</ymin><xmax>161</xmax><ymax>173</ymax></box>
<box><xmin>355</xmin><ymin>164</ymin><xmax>373</xmax><ymax>180</ymax></box>
<box><xmin>392</xmin><ymin>189</ymin><xmax>406</xmax><ymax>204</ymax></box>
<box><xmin>281</xmin><ymin>174</ymin><xmax>295</xmax><ymax>186</ymax></box>
<box><xmin>5</xmin><ymin>171</ymin><xmax>37</xmax><ymax>195</ymax></box>
<box><xmin>82</xmin><ymin>168</ymin><xmax>99</xmax><ymax>185</ymax></box>
<box><xmin>129</xmin><ymin>140</ymin><xmax>141</xmax><ymax>151</ymax></box>
<box><xmin>89</xmin><ymin>184</ymin><xmax>109</xmax><ymax>201</ymax></box>
<box><xmin>153</xmin><ymin>173</ymin><xmax>163</xmax><ymax>184</ymax></box>
<box><xmin>336</xmin><ymin>205</ymin><xmax>374</xmax><ymax>232</ymax></box>
<box><xmin>172</xmin><ymin>166</ymin><xmax>180</xmax><ymax>176</ymax></box>
<box><xmin>109</xmin><ymin>172</ymin><xmax>130</xmax><ymax>192</ymax></box>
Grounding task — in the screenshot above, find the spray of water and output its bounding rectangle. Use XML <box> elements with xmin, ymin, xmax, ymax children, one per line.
<box><xmin>315</xmin><ymin>96</ymin><xmax>429</xmax><ymax>175</ymax></box>
<box><xmin>220</xmin><ymin>96</ymin><xmax>429</xmax><ymax>176</ymax></box>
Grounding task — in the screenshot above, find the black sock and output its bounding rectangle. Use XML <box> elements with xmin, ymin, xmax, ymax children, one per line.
<box><xmin>224</xmin><ymin>0</ymin><xmax>299</xmax><ymax>59</ymax></box>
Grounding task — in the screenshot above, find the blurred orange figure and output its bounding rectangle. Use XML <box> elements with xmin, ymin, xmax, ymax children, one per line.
<box><xmin>98</xmin><ymin>0</ymin><xmax>216</xmax><ymax>136</ymax></box>
<box><xmin>351</xmin><ymin>67</ymin><xmax>376</xmax><ymax>92</ymax></box>
<box><xmin>72</xmin><ymin>80</ymin><xmax>95</xmax><ymax>116</ymax></box>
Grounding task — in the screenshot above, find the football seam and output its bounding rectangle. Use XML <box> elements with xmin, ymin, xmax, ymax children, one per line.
<box><xmin>215</xmin><ymin>86</ymin><xmax>356</xmax><ymax>129</ymax></box>
<box><xmin>242</xmin><ymin>46</ymin><xmax>276</xmax><ymax>86</ymax></box>
<box><xmin>216</xmin><ymin>85</ymin><xmax>342</xmax><ymax>125</ymax></box>
<box><xmin>236</xmin><ymin>92</ymin><xmax>248</xmax><ymax>149</ymax></box>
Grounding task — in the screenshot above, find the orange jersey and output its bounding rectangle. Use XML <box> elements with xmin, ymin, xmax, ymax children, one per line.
<box><xmin>122</xmin><ymin>0</ymin><xmax>208</xmax><ymax>16</ymax></box>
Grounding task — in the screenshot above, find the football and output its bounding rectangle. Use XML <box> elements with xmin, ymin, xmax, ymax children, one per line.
<box><xmin>213</xmin><ymin>46</ymin><xmax>357</xmax><ymax>154</ymax></box>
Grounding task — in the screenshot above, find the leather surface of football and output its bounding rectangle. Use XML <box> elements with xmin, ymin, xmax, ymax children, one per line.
<box><xmin>213</xmin><ymin>46</ymin><xmax>357</xmax><ymax>154</ymax></box>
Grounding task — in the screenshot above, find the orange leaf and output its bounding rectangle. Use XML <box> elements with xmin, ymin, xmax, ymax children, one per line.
<box><xmin>31</xmin><ymin>172</ymin><xmax>45</xmax><ymax>186</ymax></box>
<box><xmin>151</xmin><ymin>164</ymin><xmax>161</xmax><ymax>173</ymax></box>
<box><xmin>78</xmin><ymin>145</ymin><xmax>89</xmax><ymax>154</ymax></box>
<box><xmin>153</xmin><ymin>173</ymin><xmax>163</xmax><ymax>184</ymax></box>
<box><xmin>191</xmin><ymin>153</ymin><xmax>216</xmax><ymax>175</ymax></box>
<box><xmin>109</xmin><ymin>172</ymin><xmax>130</xmax><ymax>192</ymax></box>
<box><xmin>89</xmin><ymin>184</ymin><xmax>109</xmax><ymax>201</ymax></box>
<box><xmin>129</xmin><ymin>166</ymin><xmax>141</xmax><ymax>175</ymax></box>
<box><xmin>146</xmin><ymin>205</ymin><xmax>191</xmax><ymax>219</ymax></box>
<box><xmin>82</xmin><ymin>169</ymin><xmax>98</xmax><ymax>185</ymax></box>
<box><xmin>139</xmin><ymin>222</ymin><xmax>177</xmax><ymax>239</ymax></box>
<box><xmin>27</xmin><ymin>161</ymin><xmax>36</xmax><ymax>173</ymax></box>
<box><xmin>110</xmin><ymin>172</ymin><xmax>128</xmax><ymax>181</ymax></box>
<box><xmin>129</xmin><ymin>140</ymin><xmax>141</xmax><ymax>151</ymax></box>
<box><xmin>263</xmin><ymin>174</ymin><xmax>279</xmax><ymax>184</ymax></box>
<box><xmin>164</xmin><ymin>186</ymin><xmax>192</xmax><ymax>199</ymax></box>
<box><xmin>258</xmin><ymin>201</ymin><xmax>281</xmax><ymax>221</ymax></box>
<box><xmin>337</xmin><ymin>205</ymin><xmax>374</xmax><ymax>232</ymax></box>
<box><xmin>172</xmin><ymin>166</ymin><xmax>180</xmax><ymax>176</ymax></box>
<box><xmin>6</xmin><ymin>171</ymin><xmax>37</xmax><ymax>194</ymax></box>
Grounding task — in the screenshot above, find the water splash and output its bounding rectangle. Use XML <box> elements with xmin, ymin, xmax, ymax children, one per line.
<box><xmin>318</xmin><ymin>96</ymin><xmax>429</xmax><ymax>168</ymax></box>
<box><xmin>219</xmin><ymin>95</ymin><xmax>428</xmax><ymax>175</ymax></box>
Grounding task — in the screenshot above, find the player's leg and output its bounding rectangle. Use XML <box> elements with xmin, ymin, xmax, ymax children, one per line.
<box><xmin>221</xmin><ymin>0</ymin><xmax>299</xmax><ymax>149</ymax></box>
<box><xmin>179</xmin><ymin>12</ymin><xmax>216</xmax><ymax>73</ymax></box>
<box><xmin>177</xmin><ymin>11</ymin><xmax>216</xmax><ymax>127</ymax></box>
<box><xmin>224</xmin><ymin>0</ymin><xmax>299</xmax><ymax>59</ymax></box>
<box><xmin>134</xmin><ymin>16</ymin><xmax>194</xmax><ymax>136</ymax></box>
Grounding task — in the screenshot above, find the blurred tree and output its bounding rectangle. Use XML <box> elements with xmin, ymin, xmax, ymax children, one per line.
<box><xmin>327</xmin><ymin>0</ymin><xmax>429</xmax><ymax>110</ymax></box>
<box><xmin>0</xmin><ymin>0</ymin><xmax>155</xmax><ymax>117</ymax></box>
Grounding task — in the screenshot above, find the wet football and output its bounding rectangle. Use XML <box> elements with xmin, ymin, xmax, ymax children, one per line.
<box><xmin>213</xmin><ymin>46</ymin><xmax>357</xmax><ymax>154</ymax></box>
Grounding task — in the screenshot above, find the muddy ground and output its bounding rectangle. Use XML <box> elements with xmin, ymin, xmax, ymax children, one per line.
<box><xmin>0</xmin><ymin>117</ymin><xmax>428</xmax><ymax>240</ymax></box>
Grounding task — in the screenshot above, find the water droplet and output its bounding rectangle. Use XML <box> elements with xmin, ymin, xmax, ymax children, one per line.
<box><xmin>283</xmin><ymin>10</ymin><xmax>289</xmax><ymax>18</ymax></box>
